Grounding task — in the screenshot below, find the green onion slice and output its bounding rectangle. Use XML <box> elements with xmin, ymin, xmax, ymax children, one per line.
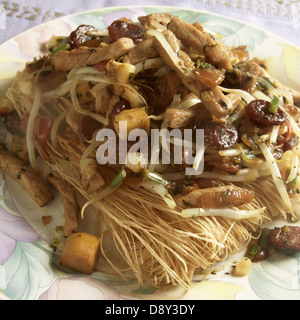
<box><xmin>269</xmin><ymin>97</ymin><xmax>279</xmax><ymax>114</ymax></box>
<box><xmin>52</xmin><ymin>43</ymin><xmax>71</xmax><ymax>55</ymax></box>
<box><xmin>246</xmin><ymin>244</ymin><xmax>260</xmax><ymax>261</ymax></box>
<box><xmin>259</xmin><ymin>228</ymin><xmax>270</xmax><ymax>250</ymax></box>
<box><xmin>110</xmin><ymin>169</ymin><xmax>127</xmax><ymax>189</ymax></box>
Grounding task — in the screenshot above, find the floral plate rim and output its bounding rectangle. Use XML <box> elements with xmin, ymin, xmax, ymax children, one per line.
<box><xmin>0</xmin><ymin>5</ymin><xmax>299</xmax><ymax>301</ymax></box>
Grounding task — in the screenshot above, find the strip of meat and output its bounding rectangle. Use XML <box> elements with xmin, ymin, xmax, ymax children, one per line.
<box><xmin>163</xmin><ymin>94</ymin><xmax>211</xmax><ymax>128</ymax></box>
<box><xmin>123</xmin><ymin>38</ymin><xmax>159</xmax><ymax>65</ymax></box>
<box><xmin>163</xmin><ymin>29</ymin><xmax>181</xmax><ymax>52</ymax></box>
<box><xmin>80</xmin><ymin>158</ymin><xmax>105</xmax><ymax>195</ymax></box>
<box><xmin>47</xmin><ymin>171</ymin><xmax>79</xmax><ymax>236</ymax></box>
<box><xmin>199</xmin><ymin>87</ymin><xmax>238</xmax><ymax>118</ymax></box>
<box><xmin>149</xmin><ymin>29</ymin><xmax>207</xmax><ymax>95</ymax></box>
<box><xmin>224</xmin><ymin>60</ymin><xmax>263</xmax><ymax>93</ymax></box>
<box><xmin>168</xmin><ymin>16</ymin><xmax>233</xmax><ymax>71</ymax></box>
<box><xmin>149</xmin><ymin>29</ymin><xmax>234</xmax><ymax>118</ymax></box>
<box><xmin>0</xmin><ymin>146</ymin><xmax>53</xmax><ymax>207</ymax></box>
<box><xmin>138</xmin><ymin>13</ymin><xmax>173</xmax><ymax>29</ymax></box>
<box><xmin>194</xmin><ymin>67</ymin><xmax>225</xmax><ymax>89</ymax></box>
<box><xmin>182</xmin><ymin>185</ymin><xmax>254</xmax><ymax>208</ymax></box>
<box><xmin>52</xmin><ymin>38</ymin><xmax>135</xmax><ymax>72</ymax></box>
<box><xmin>163</xmin><ymin>105</ymin><xmax>199</xmax><ymax>129</ymax></box>
<box><xmin>231</xmin><ymin>45</ymin><xmax>250</xmax><ymax>63</ymax></box>
<box><xmin>163</xmin><ymin>29</ymin><xmax>225</xmax><ymax>88</ymax></box>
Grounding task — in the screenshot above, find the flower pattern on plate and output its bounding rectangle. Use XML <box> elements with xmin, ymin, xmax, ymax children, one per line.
<box><xmin>0</xmin><ymin>5</ymin><xmax>299</xmax><ymax>300</ymax></box>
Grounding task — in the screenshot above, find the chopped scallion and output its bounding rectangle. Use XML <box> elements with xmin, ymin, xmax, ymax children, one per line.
<box><xmin>52</xmin><ymin>43</ymin><xmax>71</xmax><ymax>55</ymax></box>
<box><xmin>246</xmin><ymin>244</ymin><xmax>260</xmax><ymax>261</ymax></box>
<box><xmin>269</xmin><ymin>97</ymin><xmax>279</xmax><ymax>114</ymax></box>
<box><xmin>259</xmin><ymin>228</ymin><xmax>270</xmax><ymax>250</ymax></box>
<box><xmin>110</xmin><ymin>169</ymin><xmax>126</xmax><ymax>189</ymax></box>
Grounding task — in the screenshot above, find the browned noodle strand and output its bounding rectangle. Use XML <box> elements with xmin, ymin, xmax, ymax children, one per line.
<box><xmin>8</xmin><ymin>86</ymin><xmax>285</xmax><ymax>289</ymax></box>
<box><xmin>93</xmin><ymin>182</ymin><xmax>270</xmax><ymax>288</ymax></box>
<box><xmin>47</xmin><ymin>134</ymin><xmax>279</xmax><ymax>288</ymax></box>
<box><xmin>26</xmin><ymin>122</ymin><xmax>283</xmax><ymax>288</ymax></box>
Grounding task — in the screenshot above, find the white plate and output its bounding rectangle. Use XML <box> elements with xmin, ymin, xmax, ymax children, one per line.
<box><xmin>0</xmin><ymin>5</ymin><xmax>299</xmax><ymax>300</ymax></box>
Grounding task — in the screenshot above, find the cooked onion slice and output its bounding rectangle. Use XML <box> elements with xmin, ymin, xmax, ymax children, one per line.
<box><xmin>286</xmin><ymin>153</ymin><xmax>299</xmax><ymax>184</ymax></box>
<box><xmin>182</xmin><ymin>206</ymin><xmax>265</xmax><ymax>220</ymax></box>
<box><xmin>139</xmin><ymin>180</ymin><xmax>176</xmax><ymax>209</ymax></box>
<box><xmin>26</xmin><ymin>88</ymin><xmax>41</xmax><ymax>169</ymax></box>
<box><xmin>257</xmin><ymin>141</ymin><xmax>295</xmax><ymax>218</ymax></box>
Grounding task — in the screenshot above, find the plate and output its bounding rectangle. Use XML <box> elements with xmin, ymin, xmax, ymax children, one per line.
<box><xmin>0</xmin><ymin>5</ymin><xmax>300</xmax><ymax>301</ymax></box>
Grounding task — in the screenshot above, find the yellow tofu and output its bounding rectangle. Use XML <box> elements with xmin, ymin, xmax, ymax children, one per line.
<box><xmin>60</xmin><ymin>232</ymin><xmax>101</xmax><ymax>275</ymax></box>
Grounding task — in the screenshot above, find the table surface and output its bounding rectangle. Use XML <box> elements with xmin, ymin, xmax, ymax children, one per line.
<box><xmin>0</xmin><ymin>0</ymin><xmax>299</xmax><ymax>47</ymax></box>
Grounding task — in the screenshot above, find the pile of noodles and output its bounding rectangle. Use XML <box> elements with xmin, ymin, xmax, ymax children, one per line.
<box><xmin>6</xmin><ymin>60</ymin><xmax>297</xmax><ymax>289</ymax></box>
<box><xmin>44</xmin><ymin>134</ymin><xmax>283</xmax><ymax>288</ymax></box>
<box><xmin>47</xmin><ymin>138</ymin><xmax>284</xmax><ymax>288</ymax></box>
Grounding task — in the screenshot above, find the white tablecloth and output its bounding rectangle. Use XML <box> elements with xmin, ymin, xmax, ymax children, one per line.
<box><xmin>0</xmin><ymin>0</ymin><xmax>299</xmax><ymax>47</ymax></box>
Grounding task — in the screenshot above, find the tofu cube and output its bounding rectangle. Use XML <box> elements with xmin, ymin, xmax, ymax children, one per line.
<box><xmin>60</xmin><ymin>232</ymin><xmax>100</xmax><ymax>275</ymax></box>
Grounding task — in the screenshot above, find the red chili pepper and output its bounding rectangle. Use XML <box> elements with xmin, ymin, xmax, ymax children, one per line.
<box><xmin>19</xmin><ymin>113</ymin><xmax>54</xmax><ymax>158</ymax></box>
<box><xmin>280</xmin><ymin>119</ymin><xmax>292</xmax><ymax>144</ymax></box>
<box><xmin>33</xmin><ymin>116</ymin><xmax>54</xmax><ymax>153</ymax></box>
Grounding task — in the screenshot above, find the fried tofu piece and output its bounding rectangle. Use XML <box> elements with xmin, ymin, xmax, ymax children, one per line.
<box><xmin>60</xmin><ymin>232</ymin><xmax>101</xmax><ymax>275</ymax></box>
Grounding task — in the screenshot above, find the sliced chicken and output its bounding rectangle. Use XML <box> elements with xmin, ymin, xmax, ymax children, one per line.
<box><xmin>52</xmin><ymin>38</ymin><xmax>135</xmax><ymax>72</ymax></box>
<box><xmin>163</xmin><ymin>106</ymin><xmax>199</xmax><ymax>129</ymax></box>
<box><xmin>0</xmin><ymin>146</ymin><xmax>53</xmax><ymax>207</ymax></box>
<box><xmin>199</xmin><ymin>87</ymin><xmax>239</xmax><ymax>118</ymax></box>
<box><xmin>47</xmin><ymin>171</ymin><xmax>79</xmax><ymax>236</ymax></box>
<box><xmin>150</xmin><ymin>29</ymin><xmax>233</xmax><ymax>118</ymax></box>
<box><xmin>123</xmin><ymin>38</ymin><xmax>159</xmax><ymax>65</ymax></box>
<box><xmin>150</xmin><ymin>29</ymin><xmax>207</xmax><ymax>95</ymax></box>
<box><xmin>224</xmin><ymin>60</ymin><xmax>263</xmax><ymax>93</ymax></box>
<box><xmin>182</xmin><ymin>185</ymin><xmax>254</xmax><ymax>208</ymax></box>
<box><xmin>163</xmin><ymin>94</ymin><xmax>211</xmax><ymax>128</ymax></box>
<box><xmin>80</xmin><ymin>158</ymin><xmax>105</xmax><ymax>195</ymax></box>
<box><xmin>138</xmin><ymin>13</ymin><xmax>173</xmax><ymax>29</ymax></box>
<box><xmin>168</xmin><ymin>16</ymin><xmax>233</xmax><ymax>71</ymax></box>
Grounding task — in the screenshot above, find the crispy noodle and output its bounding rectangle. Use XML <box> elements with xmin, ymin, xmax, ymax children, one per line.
<box><xmin>4</xmin><ymin>13</ymin><xmax>300</xmax><ymax>289</ymax></box>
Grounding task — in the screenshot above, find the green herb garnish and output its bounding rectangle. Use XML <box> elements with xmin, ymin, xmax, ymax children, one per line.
<box><xmin>246</xmin><ymin>244</ymin><xmax>260</xmax><ymax>261</ymax></box>
<box><xmin>51</xmin><ymin>43</ymin><xmax>71</xmax><ymax>55</ymax></box>
<box><xmin>110</xmin><ymin>169</ymin><xmax>127</xmax><ymax>189</ymax></box>
<box><xmin>269</xmin><ymin>97</ymin><xmax>279</xmax><ymax>114</ymax></box>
